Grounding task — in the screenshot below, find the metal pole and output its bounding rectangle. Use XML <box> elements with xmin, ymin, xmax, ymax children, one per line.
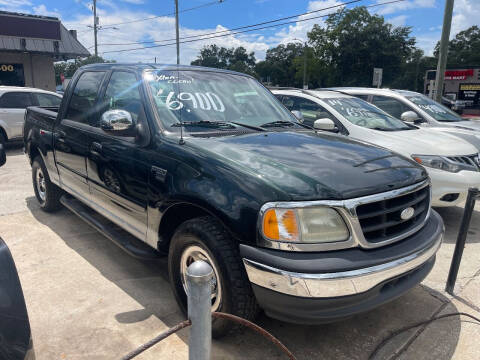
<box><xmin>303</xmin><ymin>43</ymin><xmax>307</xmax><ymax>89</ymax></box>
<box><xmin>446</xmin><ymin>188</ymin><xmax>479</xmax><ymax>294</ymax></box>
<box><xmin>187</xmin><ymin>260</ymin><xmax>213</xmax><ymax>360</ymax></box>
<box><xmin>93</xmin><ymin>0</ymin><xmax>98</xmax><ymax>57</ymax></box>
<box><xmin>434</xmin><ymin>0</ymin><xmax>454</xmax><ymax>103</ymax></box>
<box><xmin>175</xmin><ymin>0</ymin><xmax>180</xmax><ymax>64</ymax></box>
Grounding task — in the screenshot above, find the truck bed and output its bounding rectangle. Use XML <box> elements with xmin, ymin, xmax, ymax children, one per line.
<box><xmin>25</xmin><ymin>106</ymin><xmax>58</xmax><ymax>132</ymax></box>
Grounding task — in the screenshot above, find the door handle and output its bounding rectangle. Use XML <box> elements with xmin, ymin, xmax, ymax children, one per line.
<box><xmin>55</xmin><ymin>130</ymin><xmax>66</xmax><ymax>143</ymax></box>
<box><xmin>90</xmin><ymin>142</ymin><xmax>103</xmax><ymax>156</ymax></box>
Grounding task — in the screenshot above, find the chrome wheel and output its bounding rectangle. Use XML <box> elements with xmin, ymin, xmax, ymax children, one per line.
<box><xmin>35</xmin><ymin>168</ymin><xmax>46</xmax><ymax>202</ymax></box>
<box><xmin>180</xmin><ymin>245</ymin><xmax>222</xmax><ymax>312</ymax></box>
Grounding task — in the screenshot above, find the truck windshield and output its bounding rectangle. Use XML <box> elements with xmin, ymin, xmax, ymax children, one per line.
<box><xmin>406</xmin><ymin>94</ymin><xmax>464</xmax><ymax>122</ymax></box>
<box><xmin>144</xmin><ymin>69</ymin><xmax>296</xmax><ymax>129</ymax></box>
<box><xmin>324</xmin><ymin>97</ymin><xmax>412</xmax><ymax>131</ymax></box>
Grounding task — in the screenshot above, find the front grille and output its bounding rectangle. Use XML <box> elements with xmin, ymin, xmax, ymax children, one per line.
<box><xmin>446</xmin><ymin>154</ymin><xmax>480</xmax><ymax>171</ymax></box>
<box><xmin>355</xmin><ymin>184</ymin><xmax>430</xmax><ymax>244</ymax></box>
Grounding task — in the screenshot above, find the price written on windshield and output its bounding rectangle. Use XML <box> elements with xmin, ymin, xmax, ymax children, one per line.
<box><xmin>158</xmin><ymin>91</ymin><xmax>226</xmax><ymax>112</ymax></box>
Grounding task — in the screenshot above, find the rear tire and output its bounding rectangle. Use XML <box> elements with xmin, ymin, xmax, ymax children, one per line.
<box><xmin>32</xmin><ymin>155</ymin><xmax>63</xmax><ymax>212</ymax></box>
<box><xmin>168</xmin><ymin>216</ymin><xmax>258</xmax><ymax>338</ymax></box>
<box><xmin>0</xmin><ymin>132</ymin><xmax>6</xmax><ymax>147</ymax></box>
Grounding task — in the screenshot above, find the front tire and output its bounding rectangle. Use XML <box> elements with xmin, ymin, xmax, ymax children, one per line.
<box><xmin>32</xmin><ymin>156</ymin><xmax>63</xmax><ymax>212</ymax></box>
<box><xmin>168</xmin><ymin>216</ymin><xmax>258</xmax><ymax>338</ymax></box>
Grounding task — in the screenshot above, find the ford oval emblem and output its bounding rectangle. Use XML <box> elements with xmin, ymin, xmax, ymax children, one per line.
<box><xmin>400</xmin><ymin>207</ymin><xmax>415</xmax><ymax>220</ymax></box>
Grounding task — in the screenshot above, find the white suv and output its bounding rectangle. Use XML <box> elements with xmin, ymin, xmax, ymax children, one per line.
<box><xmin>0</xmin><ymin>86</ymin><xmax>62</xmax><ymax>146</ymax></box>
<box><xmin>334</xmin><ymin>88</ymin><xmax>480</xmax><ymax>150</ymax></box>
<box><xmin>272</xmin><ymin>88</ymin><xmax>480</xmax><ymax>207</ymax></box>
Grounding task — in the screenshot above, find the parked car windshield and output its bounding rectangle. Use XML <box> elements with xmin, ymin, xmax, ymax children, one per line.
<box><xmin>144</xmin><ymin>69</ymin><xmax>297</xmax><ymax>130</ymax></box>
<box><xmin>323</xmin><ymin>97</ymin><xmax>412</xmax><ymax>131</ymax></box>
<box><xmin>406</xmin><ymin>94</ymin><xmax>464</xmax><ymax>122</ymax></box>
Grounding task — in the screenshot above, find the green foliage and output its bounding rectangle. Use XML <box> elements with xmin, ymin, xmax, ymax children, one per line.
<box><xmin>190</xmin><ymin>45</ymin><xmax>256</xmax><ymax>75</ymax></box>
<box><xmin>54</xmin><ymin>56</ymin><xmax>115</xmax><ymax>85</ymax></box>
<box><xmin>307</xmin><ymin>7</ymin><xmax>417</xmax><ymax>88</ymax></box>
<box><xmin>434</xmin><ymin>26</ymin><xmax>480</xmax><ymax>66</ymax></box>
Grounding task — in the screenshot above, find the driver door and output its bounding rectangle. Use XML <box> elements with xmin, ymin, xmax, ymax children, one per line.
<box><xmin>86</xmin><ymin>71</ymin><xmax>149</xmax><ymax>240</ymax></box>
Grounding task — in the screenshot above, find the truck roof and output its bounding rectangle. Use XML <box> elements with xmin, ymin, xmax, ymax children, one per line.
<box><xmin>79</xmin><ymin>63</ymin><xmax>253</xmax><ymax>78</ymax></box>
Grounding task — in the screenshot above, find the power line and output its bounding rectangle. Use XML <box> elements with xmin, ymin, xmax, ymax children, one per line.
<box><xmin>100</xmin><ymin>0</ymin><xmax>407</xmax><ymax>55</ymax></box>
<box><xmin>97</xmin><ymin>0</ymin><xmax>362</xmax><ymax>47</ymax></box>
<box><xmin>72</xmin><ymin>0</ymin><xmax>226</xmax><ymax>34</ymax></box>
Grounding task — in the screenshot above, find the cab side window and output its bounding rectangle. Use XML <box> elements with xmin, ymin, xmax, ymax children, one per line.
<box><xmin>0</xmin><ymin>92</ymin><xmax>34</xmax><ymax>108</ymax></box>
<box><xmin>371</xmin><ymin>96</ymin><xmax>409</xmax><ymax>119</ymax></box>
<box><xmin>96</xmin><ymin>71</ymin><xmax>145</xmax><ymax>137</ymax></box>
<box><xmin>283</xmin><ymin>96</ymin><xmax>334</xmax><ymax>126</ymax></box>
<box><xmin>65</xmin><ymin>71</ymin><xmax>105</xmax><ymax>124</ymax></box>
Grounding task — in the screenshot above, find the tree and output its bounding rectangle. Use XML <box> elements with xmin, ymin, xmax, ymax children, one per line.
<box><xmin>434</xmin><ymin>26</ymin><xmax>480</xmax><ymax>66</ymax></box>
<box><xmin>307</xmin><ymin>7</ymin><xmax>418</xmax><ymax>88</ymax></box>
<box><xmin>191</xmin><ymin>45</ymin><xmax>256</xmax><ymax>75</ymax></box>
<box><xmin>54</xmin><ymin>55</ymin><xmax>114</xmax><ymax>85</ymax></box>
<box><xmin>255</xmin><ymin>43</ymin><xmax>304</xmax><ymax>87</ymax></box>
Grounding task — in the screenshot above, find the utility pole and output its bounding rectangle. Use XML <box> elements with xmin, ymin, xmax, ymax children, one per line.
<box><xmin>175</xmin><ymin>0</ymin><xmax>180</xmax><ymax>64</ymax></box>
<box><xmin>303</xmin><ymin>42</ymin><xmax>307</xmax><ymax>89</ymax></box>
<box><xmin>93</xmin><ymin>0</ymin><xmax>98</xmax><ymax>57</ymax></box>
<box><xmin>434</xmin><ymin>0</ymin><xmax>454</xmax><ymax>102</ymax></box>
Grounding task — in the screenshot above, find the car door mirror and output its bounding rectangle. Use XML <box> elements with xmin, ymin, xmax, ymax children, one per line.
<box><xmin>291</xmin><ymin>110</ymin><xmax>304</xmax><ymax>123</ymax></box>
<box><xmin>401</xmin><ymin>111</ymin><xmax>421</xmax><ymax>123</ymax></box>
<box><xmin>314</xmin><ymin>118</ymin><xmax>336</xmax><ymax>131</ymax></box>
<box><xmin>0</xmin><ymin>144</ymin><xmax>5</xmax><ymax>167</ymax></box>
<box><xmin>100</xmin><ymin>109</ymin><xmax>135</xmax><ymax>133</ymax></box>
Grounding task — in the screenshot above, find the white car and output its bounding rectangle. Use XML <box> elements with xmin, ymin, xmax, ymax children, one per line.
<box><xmin>272</xmin><ymin>89</ymin><xmax>480</xmax><ymax>207</ymax></box>
<box><xmin>334</xmin><ymin>88</ymin><xmax>480</xmax><ymax>150</ymax></box>
<box><xmin>0</xmin><ymin>86</ymin><xmax>62</xmax><ymax>146</ymax></box>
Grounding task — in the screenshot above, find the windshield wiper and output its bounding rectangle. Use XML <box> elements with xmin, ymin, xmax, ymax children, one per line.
<box><xmin>230</xmin><ymin>121</ymin><xmax>266</xmax><ymax>132</ymax></box>
<box><xmin>172</xmin><ymin>120</ymin><xmax>236</xmax><ymax>129</ymax></box>
<box><xmin>260</xmin><ymin>120</ymin><xmax>296</xmax><ymax>128</ymax></box>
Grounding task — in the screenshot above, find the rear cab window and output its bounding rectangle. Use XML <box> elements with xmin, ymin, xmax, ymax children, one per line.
<box><xmin>65</xmin><ymin>71</ymin><xmax>106</xmax><ymax>124</ymax></box>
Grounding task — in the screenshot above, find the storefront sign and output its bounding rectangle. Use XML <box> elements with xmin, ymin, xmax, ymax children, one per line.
<box><xmin>445</xmin><ymin>69</ymin><xmax>474</xmax><ymax>80</ymax></box>
<box><xmin>0</xmin><ymin>64</ymin><xmax>25</xmax><ymax>86</ymax></box>
<box><xmin>459</xmin><ymin>83</ymin><xmax>480</xmax><ymax>107</ymax></box>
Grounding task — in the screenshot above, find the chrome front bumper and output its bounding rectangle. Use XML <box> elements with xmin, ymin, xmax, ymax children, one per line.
<box><xmin>243</xmin><ymin>230</ymin><xmax>442</xmax><ymax>298</ymax></box>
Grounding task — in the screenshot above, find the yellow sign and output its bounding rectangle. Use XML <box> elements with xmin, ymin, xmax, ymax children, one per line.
<box><xmin>0</xmin><ymin>64</ymin><xmax>14</xmax><ymax>72</ymax></box>
<box><xmin>460</xmin><ymin>84</ymin><xmax>480</xmax><ymax>91</ymax></box>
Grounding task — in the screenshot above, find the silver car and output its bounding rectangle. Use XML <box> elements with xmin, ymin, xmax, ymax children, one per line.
<box><xmin>332</xmin><ymin>87</ymin><xmax>480</xmax><ymax>150</ymax></box>
<box><xmin>0</xmin><ymin>86</ymin><xmax>62</xmax><ymax>146</ymax></box>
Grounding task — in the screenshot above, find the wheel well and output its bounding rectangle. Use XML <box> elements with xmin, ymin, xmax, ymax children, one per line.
<box><xmin>157</xmin><ymin>203</ymin><xmax>210</xmax><ymax>253</ymax></box>
<box><xmin>28</xmin><ymin>145</ymin><xmax>40</xmax><ymax>164</ymax></box>
<box><xmin>0</xmin><ymin>127</ymin><xmax>7</xmax><ymax>142</ymax></box>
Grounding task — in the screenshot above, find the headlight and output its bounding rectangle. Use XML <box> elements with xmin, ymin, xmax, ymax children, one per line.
<box><xmin>412</xmin><ymin>155</ymin><xmax>469</xmax><ymax>173</ymax></box>
<box><xmin>262</xmin><ymin>207</ymin><xmax>350</xmax><ymax>243</ymax></box>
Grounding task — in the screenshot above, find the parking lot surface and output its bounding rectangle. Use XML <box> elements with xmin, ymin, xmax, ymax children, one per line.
<box><xmin>1</xmin><ymin>145</ymin><xmax>480</xmax><ymax>360</ymax></box>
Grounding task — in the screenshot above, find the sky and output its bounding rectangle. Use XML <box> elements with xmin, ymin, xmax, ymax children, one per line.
<box><xmin>0</xmin><ymin>0</ymin><xmax>478</xmax><ymax>64</ymax></box>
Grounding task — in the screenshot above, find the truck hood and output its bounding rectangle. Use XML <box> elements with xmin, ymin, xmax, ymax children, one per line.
<box><xmin>364</xmin><ymin>128</ymin><xmax>477</xmax><ymax>156</ymax></box>
<box><xmin>189</xmin><ymin>131</ymin><xmax>426</xmax><ymax>200</ymax></box>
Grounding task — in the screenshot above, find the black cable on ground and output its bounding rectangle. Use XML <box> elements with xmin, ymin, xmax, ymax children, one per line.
<box><xmin>368</xmin><ymin>312</ymin><xmax>480</xmax><ymax>360</ymax></box>
<box><xmin>120</xmin><ymin>319</ymin><xmax>191</xmax><ymax>360</ymax></box>
<box><xmin>213</xmin><ymin>312</ymin><xmax>297</xmax><ymax>360</ymax></box>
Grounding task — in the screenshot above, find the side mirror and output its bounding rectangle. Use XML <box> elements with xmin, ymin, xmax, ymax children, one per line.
<box><xmin>291</xmin><ymin>110</ymin><xmax>304</xmax><ymax>123</ymax></box>
<box><xmin>314</xmin><ymin>118</ymin><xmax>336</xmax><ymax>131</ymax></box>
<box><xmin>0</xmin><ymin>144</ymin><xmax>5</xmax><ymax>167</ymax></box>
<box><xmin>100</xmin><ymin>109</ymin><xmax>135</xmax><ymax>133</ymax></box>
<box><xmin>401</xmin><ymin>111</ymin><xmax>421</xmax><ymax>123</ymax></box>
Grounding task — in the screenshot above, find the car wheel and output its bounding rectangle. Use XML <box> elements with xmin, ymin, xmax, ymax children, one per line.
<box><xmin>168</xmin><ymin>216</ymin><xmax>258</xmax><ymax>338</ymax></box>
<box><xmin>32</xmin><ymin>156</ymin><xmax>63</xmax><ymax>212</ymax></box>
<box><xmin>0</xmin><ymin>132</ymin><xmax>6</xmax><ymax>147</ymax></box>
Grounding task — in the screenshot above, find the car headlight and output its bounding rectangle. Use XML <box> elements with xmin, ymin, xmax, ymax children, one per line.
<box><xmin>412</xmin><ymin>155</ymin><xmax>470</xmax><ymax>173</ymax></box>
<box><xmin>262</xmin><ymin>207</ymin><xmax>350</xmax><ymax>243</ymax></box>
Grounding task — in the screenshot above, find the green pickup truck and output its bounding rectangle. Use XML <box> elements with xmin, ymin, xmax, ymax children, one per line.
<box><xmin>23</xmin><ymin>64</ymin><xmax>443</xmax><ymax>336</ymax></box>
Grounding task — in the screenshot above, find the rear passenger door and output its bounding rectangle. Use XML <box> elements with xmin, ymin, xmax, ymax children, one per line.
<box><xmin>86</xmin><ymin>71</ymin><xmax>150</xmax><ymax>240</ymax></box>
<box><xmin>0</xmin><ymin>91</ymin><xmax>35</xmax><ymax>139</ymax></box>
<box><xmin>55</xmin><ymin>70</ymin><xmax>106</xmax><ymax>200</ymax></box>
